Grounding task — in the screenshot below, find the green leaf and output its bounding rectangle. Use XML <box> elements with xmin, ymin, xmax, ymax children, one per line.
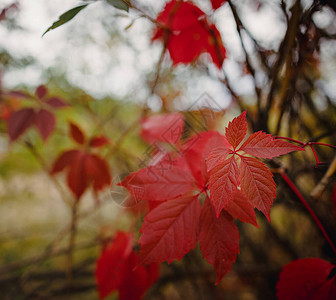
<box><xmin>42</xmin><ymin>4</ymin><xmax>88</xmax><ymax>37</ymax></box>
<box><xmin>106</xmin><ymin>0</ymin><xmax>130</xmax><ymax>12</ymax></box>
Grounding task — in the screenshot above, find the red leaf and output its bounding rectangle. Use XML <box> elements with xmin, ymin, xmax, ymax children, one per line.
<box><xmin>239</xmin><ymin>131</ymin><xmax>304</xmax><ymax>158</ymax></box>
<box><xmin>50</xmin><ymin>149</ymin><xmax>80</xmax><ymax>174</ymax></box>
<box><xmin>95</xmin><ymin>231</ymin><xmax>134</xmax><ymax>299</ymax></box>
<box><xmin>225</xmin><ymin>190</ymin><xmax>258</xmax><ymax>227</ymax></box>
<box><xmin>118</xmin><ymin>252</ymin><xmax>159</xmax><ymax>300</ymax></box>
<box><xmin>89</xmin><ymin>136</ymin><xmax>110</xmax><ymax>148</ymax></box>
<box><xmin>34</xmin><ymin>109</ymin><xmax>55</xmax><ymax>141</ymax></box>
<box><xmin>46</xmin><ymin>96</ymin><xmax>67</xmax><ymax>108</ymax></box>
<box><xmin>7</xmin><ymin>107</ymin><xmax>35</xmax><ymax>141</ymax></box>
<box><xmin>206</xmin><ymin>147</ymin><xmax>230</xmax><ymax>173</ymax></box>
<box><xmin>69</xmin><ymin>122</ymin><xmax>85</xmax><ymax>145</ymax></box>
<box><xmin>225</xmin><ymin>111</ymin><xmax>247</xmax><ymax>149</ymax></box>
<box><xmin>208</xmin><ymin>155</ymin><xmax>240</xmax><ymax>217</ymax></box>
<box><xmin>199</xmin><ymin>198</ymin><xmax>239</xmax><ymax>284</ymax></box>
<box><xmin>139</xmin><ymin>194</ymin><xmax>200</xmax><ymax>264</ymax></box>
<box><xmin>276</xmin><ymin>258</ymin><xmax>336</xmax><ymax>300</ymax></box>
<box><xmin>153</xmin><ymin>0</ymin><xmax>226</xmax><ymax>68</ymax></box>
<box><xmin>140</xmin><ymin>112</ymin><xmax>184</xmax><ymax>145</ymax></box>
<box><xmin>35</xmin><ymin>85</ymin><xmax>48</xmax><ymax>99</ymax></box>
<box><xmin>239</xmin><ymin>156</ymin><xmax>276</xmax><ymax>221</ymax></box>
<box><xmin>67</xmin><ymin>150</ymin><xmax>87</xmax><ymax>199</ymax></box>
<box><xmin>85</xmin><ymin>154</ymin><xmax>111</xmax><ymax>192</ymax></box>
<box><xmin>119</xmin><ymin>165</ymin><xmax>194</xmax><ymax>202</ymax></box>
<box><xmin>183</xmin><ymin>131</ymin><xmax>230</xmax><ymax>187</ymax></box>
<box><xmin>211</xmin><ymin>0</ymin><xmax>227</xmax><ymax>10</ymax></box>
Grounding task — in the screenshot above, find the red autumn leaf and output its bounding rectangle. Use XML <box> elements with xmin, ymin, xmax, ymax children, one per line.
<box><xmin>7</xmin><ymin>107</ymin><xmax>35</xmax><ymax>141</ymax></box>
<box><xmin>208</xmin><ymin>155</ymin><xmax>240</xmax><ymax>217</ymax></box>
<box><xmin>118</xmin><ymin>252</ymin><xmax>159</xmax><ymax>300</ymax></box>
<box><xmin>69</xmin><ymin>122</ymin><xmax>85</xmax><ymax>145</ymax></box>
<box><xmin>85</xmin><ymin>154</ymin><xmax>111</xmax><ymax>191</ymax></box>
<box><xmin>207</xmin><ymin>111</ymin><xmax>303</xmax><ymax>219</ymax></box>
<box><xmin>89</xmin><ymin>136</ymin><xmax>109</xmax><ymax>147</ymax></box>
<box><xmin>225</xmin><ymin>111</ymin><xmax>247</xmax><ymax>149</ymax></box>
<box><xmin>119</xmin><ymin>164</ymin><xmax>195</xmax><ymax>202</ymax></box>
<box><xmin>35</xmin><ymin>85</ymin><xmax>48</xmax><ymax>99</ymax></box>
<box><xmin>182</xmin><ymin>131</ymin><xmax>230</xmax><ymax>187</ymax></box>
<box><xmin>153</xmin><ymin>0</ymin><xmax>226</xmax><ymax>68</ymax></box>
<box><xmin>139</xmin><ymin>194</ymin><xmax>200</xmax><ymax>265</ymax></box>
<box><xmin>51</xmin><ymin>150</ymin><xmax>111</xmax><ymax>199</ymax></box>
<box><xmin>46</xmin><ymin>96</ymin><xmax>67</xmax><ymax>108</ymax></box>
<box><xmin>210</xmin><ymin>0</ymin><xmax>227</xmax><ymax>10</ymax></box>
<box><xmin>199</xmin><ymin>198</ymin><xmax>239</xmax><ymax>284</ymax></box>
<box><xmin>239</xmin><ymin>156</ymin><xmax>275</xmax><ymax>221</ymax></box>
<box><xmin>95</xmin><ymin>231</ymin><xmax>134</xmax><ymax>299</ymax></box>
<box><xmin>34</xmin><ymin>109</ymin><xmax>55</xmax><ymax>141</ymax></box>
<box><xmin>225</xmin><ymin>190</ymin><xmax>258</xmax><ymax>226</ymax></box>
<box><xmin>140</xmin><ymin>112</ymin><xmax>184</xmax><ymax>145</ymax></box>
<box><xmin>276</xmin><ymin>258</ymin><xmax>336</xmax><ymax>300</ymax></box>
<box><xmin>239</xmin><ymin>131</ymin><xmax>304</xmax><ymax>158</ymax></box>
<box><xmin>95</xmin><ymin>231</ymin><xmax>159</xmax><ymax>300</ymax></box>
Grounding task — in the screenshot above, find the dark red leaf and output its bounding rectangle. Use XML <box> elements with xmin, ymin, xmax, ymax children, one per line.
<box><xmin>225</xmin><ymin>190</ymin><xmax>258</xmax><ymax>226</ymax></box>
<box><xmin>141</xmin><ymin>112</ymin><xmax>185</xmax><ymax>145</ymax></box>
<box><xmin>67</xmin><ymin>150</ymin><xmax>87</xmax><ymax>199</ymax></box>
<box><xmin>85</xmin><ymin>154</ymin><xmax>111</xmax><ymax>192</ymax></box>
<box><xmin>7</xmin><ymin>108</ymin><xmax>35</xmax><ymax>141</ymax></box>
<box><xmin>211</xmin><ymin>0</ymin><xmax>227</xmax><ymax>10</ymax></box>
<box><xmin>276</xmin><ymin>258</ymin><xmax>336</xmax><ymax>300</ymax></box>
<box><xmin>199</xmin><ymin>198</ymin><xmax>239</xmax><ymax>284</ymax></box>
<box><xmin>208</xmin><ymin>155</ymin><xmax>240</xmax><ymax>217</ymax></box>
<box><xmin>239</xmin><ymin>131</ymin><xmax>304</xmax><ymax>158</ymax></box>
<box><xmin>95</xmin><ymin>231</ymin><xmax>134</xmax><ymax>299</ymax></box>
<box><xmin>89</xmin><ymin>136</ymin><xmax>110</xmax><ymax>148</ymax></box>
<box><xmin>119</xmin><ymin>165</ymin><xmax>194</xmax><ymax>202</ymax></box>
<box><xmin>34</xmin><ymin>109</ymin><xmax>55</xmax><ymax>141</ymax></box>
<box><xmin>35</xmin><ymin>85</ymin><xmax>48</xmax><ymax>99</ymax></box>
<box><xmin>46</xmin><ymin>96</ymin><xmax>67</xmax><ymax>108</ymax></box>
<box><xmin>225</xmin><ymin>111</ymin><xmax>247</xmax><ymax>149</ymax></box>
<box><xmin>69</xmin><ymin>122</ymin><xmax>85</xmax><ymax>145</ymax></box>
<box><xmin>239</xmin><ymin>156</ymin><xmax>276</xmax><ymax>221</ymax></box>
<box><xmin>139</xmin><ymin>194</ymin><xmax>200</xmax><ymax>264</ymax></box>
<box><xmin>50</xmin><ymin>149</ymin><xmax>80</xmax><ymax>174</ymax></box>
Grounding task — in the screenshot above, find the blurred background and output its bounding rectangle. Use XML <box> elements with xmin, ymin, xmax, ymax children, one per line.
<box><xmin>1</xmin><ymin>0</ymin><xmax>336</xmax><ymax>299</ymax></box>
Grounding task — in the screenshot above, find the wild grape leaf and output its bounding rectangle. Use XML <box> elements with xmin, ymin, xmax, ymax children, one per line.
<box><xmin>225</xmin><ymin>111</ymin><xmax>247</xmax><ymax>149</ymax></box>
<box><xmin>35</xmin><ymin>85</ymin><xmax>48</xmax><ymax>99</ymax></box>
<box><xmin>182</xmin><ymin>131</ymin><xmax>230</xmax><ymax>187</ymax></box>
<box><xmin>51</xmin><ymin>124</ymin><xmax>111</xmax><ymax>199</ymax></box>
<box><xmin>207</xmin><ymin>111</ymin><xmax>303</xmax><ymax>219</ymax></box>
<box><xmin>239</xmin><ymin>156</ymin><xmax>275</xmax><ymax>221</ymax></box>
<box><xmin>118</xmin><ymin>252</ymin><xmax>159</xmax><ymax>300</ymax></box>
<box><xmin>211</xmin><ymin>0</ymin><xmax>227</xmax><ymax>10</ymax></box>
<box><xmin>95</xmin><ymin>231</ymin><xmax>134</xmax><ymax>299</ymax></box>
<box><xmin>34</xmin><ymin>109</ymin><xmax>55</xmax><ymax>141</ymax></box>
<box><xmin>140</xmin><ymin>112</ymin><xmax>185</xmax><ymax>145</ymax></box>
<box><xmin>208</xmin><ymin>156</ymin><xmax>240</xmax><ymax>217</ymax></box>
<box><xmin>96</xmin><ymin>231</ymin><xmax>159</xmax><ymax>300</ymax></box>
<box><xmin>239</xmin><ymin>131</ymin><xmax>304</xmax><ymax>158</ymax></box>
<box><xmin>153</xmin><ymin>0</ymin><xmax>226</xmax><ymax>68</ymax></box>
<box><xmin>89</xmin><ymin>136</ymin><xmax>110</xmax><ymax>148</ymax></box>
<box><xmin>276</xmin><ymin>258</ymin><xmax>336</xmax><ymax>300</ymax></box>
<box><xmin>139</xmin><ymin>194</ymin><xmax>200</xmax><ymax>265</ymax></box>
<box><xmin>119</xmin><ymin>165</ymin><xmax>195</xmax><ymax>202</ymax></box>
<box><xmin>43</xmin><ymin>4</ymin><xmax>88</xmax><ymax>36</ymax></box>
<box><xmin>199</xmin><ymin>198</ymin><xmax>239</xmax><ymax>284</ymax></box>
<box><xmin>225</xmin><ymin>190</ymin><xmax>258</xmax><ymax>226</ymax></box>
<box><xmin>7</xmin><ymin>108</ymin><xmax>35</xmax><ymax>141</ymax></box>
<box><xmin>70</xmin><ymin>122</ymin><xmax>85</xmax><ymax>145</ymax></box>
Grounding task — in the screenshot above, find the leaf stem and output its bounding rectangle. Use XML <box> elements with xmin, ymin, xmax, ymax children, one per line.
<box><xmin>280</xmin><ymin>172</ymin><xmax>336</xmax><ymax>256</ymax></box>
